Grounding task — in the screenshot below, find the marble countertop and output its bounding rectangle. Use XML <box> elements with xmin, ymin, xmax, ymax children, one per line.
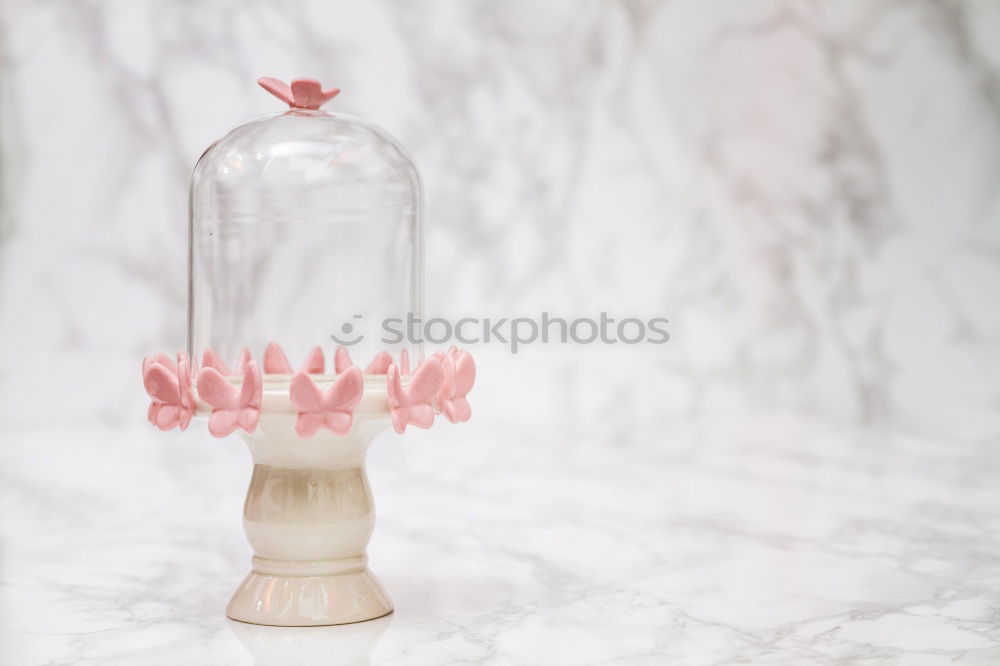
<box><xmin>2</xmin><ymin>415</ymin><xmax>999</xmax><ymax>665</ymax></box>
<box><xmin>2</xmin><ymin>1</ymin><xmax>999</xmax><ymax>663</ymax></box>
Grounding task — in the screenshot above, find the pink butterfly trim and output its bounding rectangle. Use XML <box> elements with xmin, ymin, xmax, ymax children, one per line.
<box><xmin>365</xmin><ymin>350</ymin><xmax>393</xmax><ymax>374</ymax></box>
<box><xmin>258</xmin><ymin>77</ymin><xmax>341</xmax><ymax>110</ymax></box>
<box><xmin>263</xmin><ymin>341</ymin><xmax>324</xmax><ymax>374</ymax></box>
<box><xmin>142</xmin><ymin>352</ymin><xmax>195</xmax><ymax>431</ymax></box>
<box><xmin>289</xmin><ymin>367</ymin><xmax>364</xmax><ymax>437</ymax></box>
<box><xmin>201</xmin><ymin>348</ymin><xmax>251</xmax><ymax>376</ymax></box>
<box><xmin>433</xmin><ymin>347</ymin><xmax>476</xmax><ymax>423</ymax></box>
<box><xmin>386</xmin><ymin>358</ymin><xmax>444</xmax><ymax>434</ymax></box>
<box><xmin>197</xmin><ymin>361</ymin><xmax>263</xmax><ymax>437</ymax></box>
<box><xmin>334</xmin><ymin>346</ymin><xmax>354</xmax><ymax>374</ymax></box>
<box><xmin>335</xmin><ymin>348</ymin><xmax>408</xmax><ymax>375</ymax></box>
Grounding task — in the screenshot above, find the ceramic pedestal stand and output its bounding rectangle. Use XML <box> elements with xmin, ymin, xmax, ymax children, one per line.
<box><xmin>223</xmin><ymin>381</ymin><xmax>394</xmax><ymax>627</ymax></box>
<box><xmin>147</xmin><ymin>73</ymin><xmax>471</xmax><ymax>628</ymax></box>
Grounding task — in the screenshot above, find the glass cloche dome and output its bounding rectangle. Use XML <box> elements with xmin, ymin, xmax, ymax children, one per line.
<box><xmin>188</xmin><ymin>77</ymin><xmax>422</xmax><ymax>376</ymax></box>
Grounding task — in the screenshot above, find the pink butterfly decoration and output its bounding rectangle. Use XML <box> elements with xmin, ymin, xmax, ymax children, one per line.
<box><xmin>335</xmin><ymin>348</ymin><xmax>404</xmax><ymax>375</ymax></box>
<box><xmin>142</xmin><ymin>352</ymin><xmax>195</xmax><ymax>431</ymax></box>
<box><xmin>201</xmin><ymin>348</ymin><xmax>251</xmax><ymax>376</ymax></box>
<box><xmin>365</xmin><ymin>351</ymin><xmax>393</xmax><ymax>375</ymax></box>
<box><xmin>386</xmin><ymin>358</ymin><xmax>444</xmax><ymax>434</ymax></box>
<box><xmin>263</xmin><ymin>341</ymin><xmax>324</xmax><ymax>374</ymax></box>
<box><xmin>289</xmin><ymin>367</ymin><xmax>364</xmax><ymax>437</ymax></box>
<box><xmin>433</xmin><ymin>347</ymin><xmax>476</xmax><ymax>423</ymax></box>
<box><xmin>197</xmin><ymin>361</ymin><xmax>263</xmax><ymax>437</ymax></box>
<box><xmin>334</xmin><ymin>346</ymin><xmax>354</xmax><ymax>374</ymax></box>
<box><xmin>258</xmin><ymin>77</ymin><xmax>341</xmax><ymax>110</ymax></box>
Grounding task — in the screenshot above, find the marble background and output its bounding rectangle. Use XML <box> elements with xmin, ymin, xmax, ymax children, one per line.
<box><xmin>1</xmin><ymin>0</ymin><xmax>999</xmax><ymax>439</ymax></box>
<box><xmin>3</xmin><ymin>2</ymin><xmax>1000</xmax><ymax>664</ymax></box>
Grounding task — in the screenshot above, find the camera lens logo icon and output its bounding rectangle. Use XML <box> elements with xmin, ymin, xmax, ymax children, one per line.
<box><xmin>329</xmin><ymin>315</ymin><xmax>365</xmax><ymax>346</ymax></box>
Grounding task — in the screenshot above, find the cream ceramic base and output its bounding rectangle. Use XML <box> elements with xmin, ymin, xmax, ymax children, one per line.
<box><xmin>224</xmin><ymin>384</ymin><xmax>396</xmax><ymax>627</ymax></box>
<box><xmin>227</xmin><ymin>565</ymin><xmax>393</xmax><ymax>626</ymax></box>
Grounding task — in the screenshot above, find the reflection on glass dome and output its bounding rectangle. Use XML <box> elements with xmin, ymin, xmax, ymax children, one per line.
<box><xmin>188</xmin><ymin>104</ymin><xmax>423</xmax><ymax>374</ymax></box>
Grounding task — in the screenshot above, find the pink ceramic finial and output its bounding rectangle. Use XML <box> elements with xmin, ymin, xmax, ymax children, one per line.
<box><xmin>258</xmin><ymin>76</ymin><xmax>341</xmax><ymax>109</ymax></box>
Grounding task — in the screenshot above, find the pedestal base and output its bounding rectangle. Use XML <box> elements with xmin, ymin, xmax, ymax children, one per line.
<box><xmin>227</xmin><ymin>413</ymin><xmax>397</xmax><ymax>626</ymax></box>
<box><xmin>227</xmin><ymin>564</ymin><xmax>393</xmax><ymax>627</ymax></box>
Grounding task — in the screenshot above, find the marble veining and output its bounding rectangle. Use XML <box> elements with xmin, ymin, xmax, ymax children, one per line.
<box><xmin>2</xmin><ymin>416</ymin><xmax>1000</xmax><ymax>664</ymax></box>
<box><xmin>1</xmin><ymin>0</ymin><xmax>999</xmax><ymax>663</ymax></box>
<box><xmin>0</xmin><ymin>0</ymin><xmax>997</xmax><ymax>439</ymax></box>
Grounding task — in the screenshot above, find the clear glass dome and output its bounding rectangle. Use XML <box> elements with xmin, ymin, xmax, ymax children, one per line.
<box><xmin>188</xmin><ymin>106</ymin><xmax>422</xmax><ymax>376</ymax></box>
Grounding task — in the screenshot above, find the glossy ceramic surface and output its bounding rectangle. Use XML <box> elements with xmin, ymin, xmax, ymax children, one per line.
<box><xmin>224</xmin><ymin>393</ymin><xmax>394</xmax><ymax>626</ymax></box>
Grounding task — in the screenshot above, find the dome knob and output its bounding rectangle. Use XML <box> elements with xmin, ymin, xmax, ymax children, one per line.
<box><xmin>257</xmin><ymin>77</ymin><xmax>341</xmax><ymax>110</ymax></box>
